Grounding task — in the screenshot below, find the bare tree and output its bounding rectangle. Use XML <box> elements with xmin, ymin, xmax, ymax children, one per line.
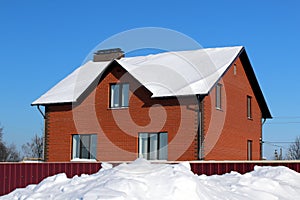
<box><xmin>0</xmin><ymin>130</ymin><xmax>8</xmax><ymax>161</ymax></box>
<box><xmin>6</xmin><ymin>143</ymin><xmax>20</xmax><ymax>161</ymax></box>
<box><xmin>22</xmin><ymin>134</ymin><xmax>43</xmax><ymax>159</ymax></box>
<box><xmin>0</xmin><ymin>125</ymin><xmax>20</xmax><ymax>162</ymax></box>
<box><xmin>286</xmin><ymin>136</ymin><xmax>300</xmax><ymax>160</ymax></box>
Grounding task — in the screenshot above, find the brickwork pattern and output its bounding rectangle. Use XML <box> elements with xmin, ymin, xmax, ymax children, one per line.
<box><xmin>45</xmin><ymin>58</ymin><xmax>263</xmax><ymax>161</ymax></box>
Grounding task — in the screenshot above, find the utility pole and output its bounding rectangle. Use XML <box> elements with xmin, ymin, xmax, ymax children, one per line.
<box><xmin>274</xmin><ymin>149</ymin><xmax>278</xmax><ymax>160</ymax></box>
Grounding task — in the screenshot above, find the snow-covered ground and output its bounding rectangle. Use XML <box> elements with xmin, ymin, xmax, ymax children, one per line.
<box><xmin>1</xmin><ymin>159</ymin><xmax>300</xmax><ymax>200</ymax></box>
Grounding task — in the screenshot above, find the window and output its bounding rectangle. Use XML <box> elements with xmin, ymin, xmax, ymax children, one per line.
<box><xmin>247</xmin><ymin>96</ymin><xmax>252</xmax><ymax>119</ymax></box>
<box><xmin>233</xmin><ymin>64</ymin><xmax>237</xmax><ymax>75</ymax></box>
<box><xmin>138</xmin><ymin>132</ymin><xmax>168</xmax><ymax>160</ymax></box>
<box><xmin>247</xmin><ymin>140</ymin><xmax>253</xmax><ymax>160</ymax></box>
<box><xmin>72</xmin><ymin>134</ymin><xmax>97</xmax><ymax>160</ymax></box>
<box><xmin>110</xmin><ymin>83</ymin><xmax>129</xmax><ymax>108</ymax></box>
<box><xmin>216</xmin><ymin>83</ymin><xmax>222</xmax><ymax>110</ymax></box>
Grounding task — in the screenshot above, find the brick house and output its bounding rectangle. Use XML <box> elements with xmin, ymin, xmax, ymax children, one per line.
<box><xmin>32</xmin><ymin>46</ymin><xmax>271</xmax><ymax>162</ymax></box>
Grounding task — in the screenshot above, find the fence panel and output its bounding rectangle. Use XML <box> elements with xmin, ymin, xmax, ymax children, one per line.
<box><xmin>0</xmin><ymin>162</ymin><xmax>102</xmax><ymax>196</ymax></box>
<box><xmin>1</xmin><ymin>161</ymin><xmax>300</xmax><ymax>196</ymax></box>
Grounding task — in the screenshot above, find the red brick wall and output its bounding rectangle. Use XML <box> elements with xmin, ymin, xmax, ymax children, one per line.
<box><xmin>203</xmin><ymin>57</ymin><xmax>262</xmax><ymax>160</ymax></box>
<box><xmin>45</xmin><ymin>57</ymin><xmax>263</xmax><ymax>162</ymax></box>
<box><xmin>45</xmin><ymin>63</ymin><xmax>198</xmax><ymax>162</ymax></box>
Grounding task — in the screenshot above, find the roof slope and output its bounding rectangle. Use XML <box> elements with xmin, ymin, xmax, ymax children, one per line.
<box><xmin>31</xmin><ymin>46</ymin><xmax>271</xmax><ymax>118</ymax></box>
<box><xmin>117</xmin><ymin>46</ymin><xmax>242</xmax><ymax>97</ymax></box>
<box><xmin>32</xmin><ymin>46</ymin><xmax>242</xmax><ymax>104</ymax></box>
<box><xmin>32</xmin><ymin>61</ymin><xmax>110</xmax><ymax>105</ymax></box>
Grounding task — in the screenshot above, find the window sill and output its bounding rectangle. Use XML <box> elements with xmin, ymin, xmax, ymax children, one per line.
<box><xmin>71</xmin><ymin>158</ymin><xmax>97</xmax><ymax>162</ymax></box>
<box><xmin>216</xmin><ymin>107</ymin><xmax>223</xmax><ymax>111</ymax></box>
<box><xmin>148</xmin><ymin>159</ymin><xmax>168</xmax><ymax>163</ymax></box>
<box><xmin>108</xmin><ymin>106</ymin><xmax>129</xmax><ymax>110</ymax></box>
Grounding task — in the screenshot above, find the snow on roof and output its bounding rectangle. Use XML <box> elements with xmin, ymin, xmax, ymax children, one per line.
<box><xmin>118</xmin><ymin>46</ymin><xmax>243</xmax><ymax>97</ymax></box>
<box><xmin>32</xmin><ymin>46</ymin><xmax>243</xmax><ymax>105</ymax></box>
<box><xmin>32</xmin><ymin>61</ymin><xmax>110</xmax><ymax>105</ymax></box>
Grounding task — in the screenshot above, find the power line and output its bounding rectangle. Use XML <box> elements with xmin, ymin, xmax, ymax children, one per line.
<box><xmin>263</xmin><ymin>141</ymin><xmax>289</xmax><ymax>149</ymax></box>
<box><xmin>263</xmin><ymin>141</ymin><xmax>294</xmax><ymax>144</ymax></box>
<box><xmin>265</xmin><ymin>116</ymin><xmax>300</xmax><ymax>124</ymax></box>
<box><xmin>265</xmin><ymin>122</ymin><xmax>300</xmax><ymax>124</ymax></box>
<box><xmin>272</xmin><ymin>116</ymin><xmax>300</xmax><ymax>119</ymax></box>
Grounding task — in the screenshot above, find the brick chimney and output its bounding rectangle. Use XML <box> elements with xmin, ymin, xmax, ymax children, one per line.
<box><xmin>93</xmin><ymin>48</ymin><xmax>124</xmax><ymax>62</ymax></box>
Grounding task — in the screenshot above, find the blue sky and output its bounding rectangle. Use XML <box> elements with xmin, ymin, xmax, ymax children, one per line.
<box><xmin>0</xmin><ymin>0</ymin><xmax>299</xmax><ymax>159</ymax></box>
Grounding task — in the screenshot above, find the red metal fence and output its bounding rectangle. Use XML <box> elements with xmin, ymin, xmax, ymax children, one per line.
<box><xmin>1</xmin><ymin>161</ymin><xmax>300</xmax><ymax>196</ymax></box>
<box><xmin>0</xmin><ymin>162</ymin><xmax>101</xmax><ymax>196</ymax></box>
<box><xmin>189</xmin><ymin>161</ymin><xmax>300</xmax><ymax>175</ymax></box>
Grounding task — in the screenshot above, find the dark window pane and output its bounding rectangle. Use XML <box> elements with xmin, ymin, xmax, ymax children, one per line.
<box><xmin>149</xmin><ymin>134</ymin><xmax>158</xmax><ymax>160</ymax></box>
<box><xmin>139</xmin><ymin>133</ymin><xmax>148</xmax><ymax>159</ymax></box>
<box><xmin>111</xmin><ymin>84</ymin><xmax>120</xmax><ymax>108</ymax></box>
<box><xmin>247</xmin><ymin>140</ymin><xmax>252</xmax><ymax>160</ymax></box>
<box><xmin>80</xmin><ymin>135</ymin><xmax>90</xmax><ymax>159</ymax></box>
<box><xmin>72</xmin><ymin>135</ymin><xmax>80</xmax><ymax>159</ymax></box>
<box><xmin>159</xmin><ymin>132</ymin><xmax>168</xmax><ymax>160</ymax></box>
<box><xmin>247</xmin><ymin>96</ymin><xmax>252</xmax><ymax>119</ymax></box>
<box><xmin>90</xmin><ymin>135</ymin><xmax>97</xmax><ymax>159</ymax></box>
<box><xmin>122</xmin><ymin>84</ymin><xmax>129</xmax><ymax>107</ymax></box>
<box><xmin>216</xmin><ymin>84</ymin><xmax>222</xmax><ymax>109</ymax></box>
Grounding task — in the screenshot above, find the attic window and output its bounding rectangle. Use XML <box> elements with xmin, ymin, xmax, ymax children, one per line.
<box><xmin>233</xmin><ymin>64</ymin><xmax>237</xmax><ymax>75</ymax></box>
<box><xmin>215</xmin><ymin>83</ymin><xmax>222</xmax><ymax>110</ymax></box>
<box><xmin>247</xmin><ymin>96</ymin><xmax>252</xmax><ymax>119</ymax></box>
<box><xmin>110</xmin><ymin>83</ymin><xmax>129</xmax><ymax>108</ymax></box>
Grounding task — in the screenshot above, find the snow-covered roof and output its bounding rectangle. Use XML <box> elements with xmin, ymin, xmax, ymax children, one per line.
<box><xmin>117</xmin><ymin>46</ymin><xmax>243</xmax><ymax>97</ymax></box>
<box><xmin>32</xmin><ymin>46</ymin><xmax>244</xmax><ymax>105</ymax></box>
<box><xmin>32</xmin><ymin>61</ymin><xmax>110</xmax><ymax>105</ymax></box>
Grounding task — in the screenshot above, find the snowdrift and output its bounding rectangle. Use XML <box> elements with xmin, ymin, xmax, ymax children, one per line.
<box><xmin>1</xmin><ymin>159</ymin><xmax>300</xmax><ymax>200</ymax></box>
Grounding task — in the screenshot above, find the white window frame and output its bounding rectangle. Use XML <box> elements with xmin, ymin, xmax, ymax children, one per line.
<box><xmin>110</xmin><ymin>83</ymin><xmax>129</xmax><ymax>108</ymax></box>
<box><xmin>72</xmin><ymin>134</ymin><xmax>97</xmax><ymax>160</ymax></box>
<box><xmin>138</xmin><ymin>132</ymin><xmax>168</xmax><ymax>160</ymax></box>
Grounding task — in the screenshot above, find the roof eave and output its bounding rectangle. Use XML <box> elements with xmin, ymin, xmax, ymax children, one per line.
<box><xmin>239</xmin><ymin>49</ymin><xmax>272</xmax><ymax>119</ymax></box>
<box><xmin>31</xmin><ymin>100</ymin><xmax>75</xmax><ymax>106</ymax></box>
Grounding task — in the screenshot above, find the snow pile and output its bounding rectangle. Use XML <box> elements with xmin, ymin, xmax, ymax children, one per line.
<box><xmin>2</xmin><ymin>159</ymin><xmax>300</xmax><ymax>200</ymax></box>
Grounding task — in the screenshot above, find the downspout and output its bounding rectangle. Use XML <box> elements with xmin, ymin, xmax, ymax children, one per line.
<box><xmin>36</xmin><ymin>105</ymin><xmax>46</xmax><ymax>161</ymax></box>
<box><xmin>196</xmin><ymin>94</ymin><xmax>203</xmax><ymax>160</ymax></box>
<box><xmin>260</xmin><ymin>118</ymin><xmax>267</xmax><ymax>160</ymax></box>
<box><xmin>37</xmin><ymin>105</ymin><xmax>46</xmax><ymax>119</ymax></box>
